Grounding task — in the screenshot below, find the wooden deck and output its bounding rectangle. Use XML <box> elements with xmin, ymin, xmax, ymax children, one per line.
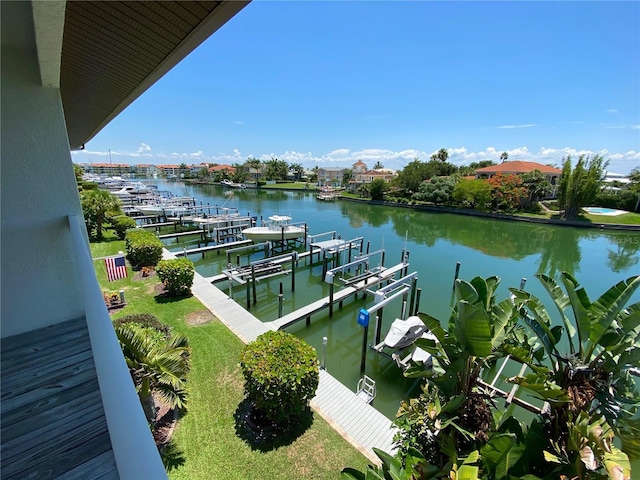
<box><xmin>166</xmin><ymin>248</ymin><xmax>398</xmax><ymax>463</ymax></box>
<box><xmin>1</xmin><ymin>317</ymin><xmax>119</xmax><ymax>480</ymax></box>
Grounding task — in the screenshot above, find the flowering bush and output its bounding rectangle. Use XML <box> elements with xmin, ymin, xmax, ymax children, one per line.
<box><xmin>156</xmin><ymin>258</ymin><xmax>195</xmax><ymax>296</ymax></box>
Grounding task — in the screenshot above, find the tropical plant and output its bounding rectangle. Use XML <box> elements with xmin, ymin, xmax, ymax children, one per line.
<box><xmin>508</xmin><ymin>272</ymin><xmax>640</xmax><ymax>479</ymax></box>
<box><xmin>156</xmin><ymin>258</ymin><xmax>195</xmax><ymax>296</ymax></box>
<box><xmin>115</xmin><ymin>323</ymin><xmax>190</xmax><ymax>423</ymax></box>
<box><xmin>113</xmin><ymin>313</ymin><xmax>171</xmax><ymax>337</ymax></box>
<box><xmin>500</xmin><ymin>152</ymin><xmax>509</xmax><ymax>163</ymax></box>
<box><xmin>401</xmin><ymin>276</ymin><xmax>523</xmax><ymax>464</ymax></box>
<box><xmin>452</xmin><ymin>178</ymin><xmax>492</xmax><ymax>209</ymax></box>
<box><xmin>412</xmin><ymin>176</ymin><xmax>457</xmax><ymax>204</ymax></box>
<box><xmin>395</xmin><ymin>158</ymin><xmax>431</xmax><ymax>192</ymax></box>
<box><xmin>239</xmin><ymin>331</ymin><xmax>319</xmax><ymax>424</ymax></box>
<box><xmin>557</xmin><ymin>154</ymin><xmax>607</xmax><ymax>219</ymax></box>
<box><xmin>80</xmin><ymin>189</ymin><xmax>122</xmax><ymax>240</ymax></box>
<box><xmin>520</xmin><ymin>169</ymin><xmax>552</xmax><ymax>203</ymax></box>
<box><xmin>374</xmin><ymin>161</ymin><xmax>384</xmax><ymax>170</ymax></box>
<box><xmin>487</xmin><ymin>173</ymin><xmax>528</xmax><ymax>212</ymax></box>
<box><xmin>431</xmin><ymin>148</ymin><xmax>449</xmax><ymax>163</ymax></box>
<box><xmin>369</xmin><ymin>178</ymin><xmax>388</xmax><ymax>201</ymax></box>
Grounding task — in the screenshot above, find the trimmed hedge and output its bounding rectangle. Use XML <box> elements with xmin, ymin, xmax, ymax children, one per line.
<box><xmin>112</xmin><ymin>215</ymin><xmax>137</xmax><ymax>240</ymax></box>
<box><xmin>156</xmin><ymin>258</ymin><xmax>195</xmax><ymax>296</ymax></box>
<box><xmin>239</xmin><ymin>331</ymin><xmax>319</xmax><ymax>424</ymax></box>
<box><xmin>125</xmin><ymin>229</ymin><xmax>163</xmax><ymax>268</ymax></box>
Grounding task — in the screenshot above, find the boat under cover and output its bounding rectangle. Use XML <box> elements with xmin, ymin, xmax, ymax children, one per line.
<box><xmin>241</xmin><ymin>215</ymin><xmax>305</xmax><ymax>242</ymax></box>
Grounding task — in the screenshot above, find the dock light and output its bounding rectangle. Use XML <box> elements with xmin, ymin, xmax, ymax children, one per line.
<box><xmin>324</xmin><ymin>271</ymin><xmax>334</xmax><ymax>284</ymax></box>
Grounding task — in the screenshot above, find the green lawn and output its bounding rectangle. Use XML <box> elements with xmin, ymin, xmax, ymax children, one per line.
<box><xmin>91</xmin><ymin>234</ymin><xmax>369</xmax><ymax>479</ymax></box>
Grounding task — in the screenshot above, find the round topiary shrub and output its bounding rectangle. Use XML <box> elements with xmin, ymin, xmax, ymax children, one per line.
<box><xmin>125</xmin><ymin>229</ymin><xmax>163</xmax><ymax>268</ymax></box>
<box><xmin>156</xmin><ymin>258</ymin><xmax>195</xmax><ymax>297</ymax></box>
<box><xmin>112</xmin><ymin>215</ymin><xmax>137</xmax><ymax>240</ymax></box>
<box><xmin>239</xmin><ymin>331</ymin><xmax>319</xmax><ymax>424</ymax></box>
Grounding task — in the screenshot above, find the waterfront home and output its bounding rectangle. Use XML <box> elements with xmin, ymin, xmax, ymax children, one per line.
<box><xmin>1</xmin><ymin>1</ymin><xmax>249</xmax><ymax>477</ymax></box>
<box><xmin>475</xmin><ymin>160</ymin><xmax>563</xmax><ymax>186</ymax></box>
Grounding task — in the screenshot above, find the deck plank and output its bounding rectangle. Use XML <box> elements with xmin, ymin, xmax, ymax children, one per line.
<box><xmin>1</xmin><ymin>318</ymin><xmax>117</xmax><ymax>479</ymax></box>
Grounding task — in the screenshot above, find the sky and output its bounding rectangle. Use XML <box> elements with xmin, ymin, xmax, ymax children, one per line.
<box><xmin>71</xmin><ymin>1</ymin><xmax>640</xmax><ymax>175</ymax></box>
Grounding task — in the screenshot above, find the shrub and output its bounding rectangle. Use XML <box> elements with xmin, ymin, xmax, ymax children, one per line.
<box><xmin>156</xmin><ymin>258</ymin><xmax>195</xmax><ymax>296</ymax></box>
<box><xmin>239</xmin><ymin>331</ymin><xmax>319</xmax><ymax>424</ymax></box>
<box><xmin>595</xmin><ymin>191</ymin><xmax>637</xmax><ymax>212</ymax></box>
<box><xmin>112</xmin><ymin>313</ymin><xmax>171</xmax><ymax>338</ymax></box>
<box><xmin>125</xmin><ymin>229</ymin><xmax>163</xmax><ymax>268</ymax></box>
<box><xmin>112</xmin><ymin>215</ymin><xmax>137</xmax><ymax>240</ymax></box>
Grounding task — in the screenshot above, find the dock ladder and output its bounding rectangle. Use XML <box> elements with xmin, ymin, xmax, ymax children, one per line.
<box><xmin>356</xmin><ymin>375</ymin><xmax>377</xmax><ymax>404</ymax></box>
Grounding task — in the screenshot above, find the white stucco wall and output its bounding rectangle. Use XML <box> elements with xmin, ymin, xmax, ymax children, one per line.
<box><xmin>1</xmin><ymin>9</ymin><xmax>86</xmax><ymax>337</ymax></box>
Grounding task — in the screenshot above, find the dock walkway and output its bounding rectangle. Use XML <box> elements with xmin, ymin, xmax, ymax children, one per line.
<box><xmin>164</xmin><ymin>249</ymin><xmax>397</xmax><ymax>463</ymax></box>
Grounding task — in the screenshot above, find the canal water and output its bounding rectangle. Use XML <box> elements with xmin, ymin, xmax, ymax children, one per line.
<box><xmin>148</xmin><ymin>180</ymin><xmax>640</xmax><ymax>420</ymax></box>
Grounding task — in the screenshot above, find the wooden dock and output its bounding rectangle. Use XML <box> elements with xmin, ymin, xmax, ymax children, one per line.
<box><xmin>164</xmin><ymin>249</ymin><xmax>397</xmax><ymax>464</ymax></box>
<box><xmin>264</xmin><ymin>262</ymin><xmax>407</xmax><ymax>331</ymax></box>
<box><xmin>1</xmin><ymin>317</ymin><xmax>118</xmax><ymax>479</ymax></box>
<box><xmin>174</xmin><ymin>239</ymin><xmax>253</xmax><ymax>257</ymax></box>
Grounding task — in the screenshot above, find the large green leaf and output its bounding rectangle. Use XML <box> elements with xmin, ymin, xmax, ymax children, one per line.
<box><xmin>602</xmin><ymin>446</ymin><xmax>631</xmax><ymax>480</ymax></box>
<box><xmin>480</xmin><ymin>433</ymin><xmax>518</xmax><ymax>478</ymax></box>
<box><xmin>559</xmin><ymin>272</ymin><xmax>592</xmax><ymax>357</ymax></box>
<box><xmin>535</xmin><ymin>274</ymin><xmax>577</xmax><ymax>354</ymax></box>
<box><xmin>518</xmin><ymin>303</ymin><xmax>560</xmax><ymax>363</ymax></box>
<box><xmin>587</xmin><ymin>276</ymin><xmax>640</xmax><ymax>359</ymax></box>
<box><xmin>508</xmin><ymin>373</ymin><xmax>571</xmax><ymax>403</ymax></box>
<box><xmin>617</xmin><ymin>417</ymin><xmax>640</xmax><ymax>462</ymax></box>
<box><xmin>455</xmin><ymin>279</ymin><xmax>480</xmax><ymax>305</ymax></box>
<box><xmin>456</xmin><ymin>301</ymin><xmax>492</xmax><ymax>357</ymax></box>
<box><xmin>490</xmin><ymin>298</ymin><xmax>517</xmax><ymax>348</ymax></box>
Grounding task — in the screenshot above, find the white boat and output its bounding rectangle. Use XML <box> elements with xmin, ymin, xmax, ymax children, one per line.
<box><xmin>242</xmin><ymin>215</ymin><xmax>306</xmax><ymax>242</ymax></box>
<box><xmin>374</xmin><ymin>316</ymin><xmax>436</xmax><ymax>369</ymax></box>
<box><xmin>221</xmin><ymin>179</ymin><xmax>246</xmax><ymax>189</ymax></box>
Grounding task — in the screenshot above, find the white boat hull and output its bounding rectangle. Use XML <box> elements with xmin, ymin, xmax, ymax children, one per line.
<box><xmin>242</xmin><ymin>226</ymin><xmax>306</xmax><ymax>242</ymax></box>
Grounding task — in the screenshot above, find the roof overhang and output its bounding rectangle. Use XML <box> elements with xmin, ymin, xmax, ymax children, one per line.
<box><xmin>39</xmin><ymin>1</ymin><xmax>250</xmax><ymax>149</ymax></box>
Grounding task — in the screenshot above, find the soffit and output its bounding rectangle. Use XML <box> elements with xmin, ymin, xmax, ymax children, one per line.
<box><xmin>61</xmin><ymin>1</ymin><xmax>249</xmax><ymax>149</ymax></box>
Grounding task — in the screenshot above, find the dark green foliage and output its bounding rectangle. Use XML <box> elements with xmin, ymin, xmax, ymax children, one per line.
<box><xmin>369</xmin><ymin>178</ymin><xmax>388</xmax><ymax>200</ymax></box>
<box><xmin>412</xmin><ymin>176</ymin><xmax>457</xmax><ymax>204</ymax></box>
<box><xmin>125</xmin><ymin>229</ymin><xmax>163</xmax><ymax>268</ymax></box>
<box><xmin>239</xmin><ymin>331</ymin><xmax>319</xmax><ymax>424</ymax></box>
<box><xmin>595</xmin><ymin>190</ymin><xmax>637</xmax><ymax>212</ymax></box>
<box><xmin>112</xmin><ymin>313</ymin><xmax>171</xmax><ymax>337</ymax></box>
<box><xmin>81</xmin><ymin>189</ymin><xmax>122</xmax><ymax>240</ymax></box>
<box><xmin>156</xmin><ymin>258</ymin><xmax>195</xmax><ymax>297</ymax></box>
<box><xmin>112</xmin><ymin>215</ymin><xmax>137</xmax><ymax>240</ymax></box>
<box><xmin>452</xmin><ymin>178</ymin><xmax>492</xmax><ymax>209</ymax></box>
<box><xmin>558</xmin><ymin>154</ymin><xmax>607</xmax><ymax>219</ymax></box>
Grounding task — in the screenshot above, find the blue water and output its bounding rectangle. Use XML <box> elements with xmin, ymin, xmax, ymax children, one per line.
<box><xmin>147</xmin><ymin>180</ymin><xmax>640</xmax><ymax>420</ymax></box>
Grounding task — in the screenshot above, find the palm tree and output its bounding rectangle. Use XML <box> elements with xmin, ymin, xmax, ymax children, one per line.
<box><xmin>373</xmin><ymin>161</ymin><xmax>384</xmax><ymax>170</ymax></box>
<box><xmin>80</xmin><ymin>189</ymin><xmax>121</xmax><ymax>240</ymax></box>
<box><xmin>115</xmin><ymin>323</ymin><xmax>191</xmax><ymax>423</ymax></box>
<box><xmin>509</xmin><ymin>272</ymin><xmax>640</xmax><ymax>478</ymax></box>
<box><xmin>500</xmin><ymin>152</ymin><xmax>509</xmax><ymax>163</ymax></box>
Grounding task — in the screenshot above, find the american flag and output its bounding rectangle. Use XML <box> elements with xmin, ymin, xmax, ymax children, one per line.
<box><xmin>105</xmin><ymin>254</ymin><xmax>128</xmax><ymax>282</ymax></box>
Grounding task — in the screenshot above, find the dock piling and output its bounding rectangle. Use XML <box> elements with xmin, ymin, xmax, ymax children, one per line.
<box><xmin>321</xmin><ymin>337</ymin><xmax>327</xmax><ymax>370</ymax></box>
<box><xmin>452</xmin><ymin>261</ymin><xmax>461</xmax><ymax>289</ymax></box>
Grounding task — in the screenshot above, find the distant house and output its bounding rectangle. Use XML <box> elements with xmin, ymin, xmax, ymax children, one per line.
<box><xmin>136</xmin><ymin>163</ymin><xmax>162</xmax><ymax>177</ymax></box>
<box><xmin>355</xmin><ymin>169</ymin><xmax>396</xmax><ymax>184</ymax></box>
<box><xmin>352</xmin><ymin>160</ymin><xmax>368</xmax><ymax>175</ymax></box>
<box><xmin>208</xmin><ymin>164</ymin><xmax>236</xmax><ymax>176</ymax></box>
<box><xmin>317</xmin><ymin>167</ymin><xmax>348</xmax><ymax>186</ymax></box>
<box><xmin>475</xmin><ymin>161</ymin><xmax>562</xmax><ymax>186</ymax></box>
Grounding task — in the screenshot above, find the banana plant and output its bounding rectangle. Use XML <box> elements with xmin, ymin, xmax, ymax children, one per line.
<box><xmin>405</xmin><ymin>276</ymin><xmax>522</xmax><ymax>399</ymax></box>
<box><xmin>508</xmin><ymin>272</ymin><xmax>640</xmax><ymax>478</ymax></box>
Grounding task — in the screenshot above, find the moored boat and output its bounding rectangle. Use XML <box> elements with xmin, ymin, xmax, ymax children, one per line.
<box><xmin>241</xmin><ymin>215</ymin><xmax>306</xmax><ymax>242</ymax></box>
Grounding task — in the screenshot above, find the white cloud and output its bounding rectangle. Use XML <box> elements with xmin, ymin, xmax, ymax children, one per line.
<box><xmin>136</xmin><ymin>143</ymin><xmax>151</xmax><ymax>153</ymax></box>
<box><xmin>233</xmin><ymin>120</ymin><xmax>244</xmax><ymax>125</ymax></box>
<box><xmin>497</xmin><ymin>124</ymin><xmax>538</xmax><ymax>129</ymax></box>
<box><xmin>69</xmin><ymin>144</ymin><xmax>640</xmax><ymax>175</ymax></box>
<box><xmin>607</xmin><ymin>109</ymin><xmax>619</xmax><ymax>114</ymax></box>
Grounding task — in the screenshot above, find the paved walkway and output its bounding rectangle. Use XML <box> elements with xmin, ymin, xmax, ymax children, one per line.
<box><xmin>165</xmin><ymin>250</ymin><xmax>397</xmax><ymax>464</ymax></box>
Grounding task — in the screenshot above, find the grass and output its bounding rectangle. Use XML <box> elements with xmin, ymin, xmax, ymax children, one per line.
<box><xmin>91</xmin><ymin>232</ymin><xmax>369</xmax><ymax>479</ymax></box>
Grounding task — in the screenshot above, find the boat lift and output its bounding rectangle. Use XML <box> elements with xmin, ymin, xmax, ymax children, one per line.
<box><xmin>323</xmin><ymin>249</ymin><xmax>386</xmax><ymax>317</ymax></box>
<box><xmin>355</xmin><ymin>271</ymin><xmax>420</xmax><ymax>372</ymax></box>
<box><xmin>221</xmin><ymin>250</ymin><xmax>299</xmax><ymax>311</ymax></box>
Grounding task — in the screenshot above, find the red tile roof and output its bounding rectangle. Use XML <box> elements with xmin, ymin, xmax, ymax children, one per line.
<box><xmin>208</xmin><ymin>164</ymin><xmax>235</xmax><ymax>172</ymax></box>
<box><xmin>475</xmin><ymin>161</ymin><xmax>562</xmax><ymax>175</ymax></box>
